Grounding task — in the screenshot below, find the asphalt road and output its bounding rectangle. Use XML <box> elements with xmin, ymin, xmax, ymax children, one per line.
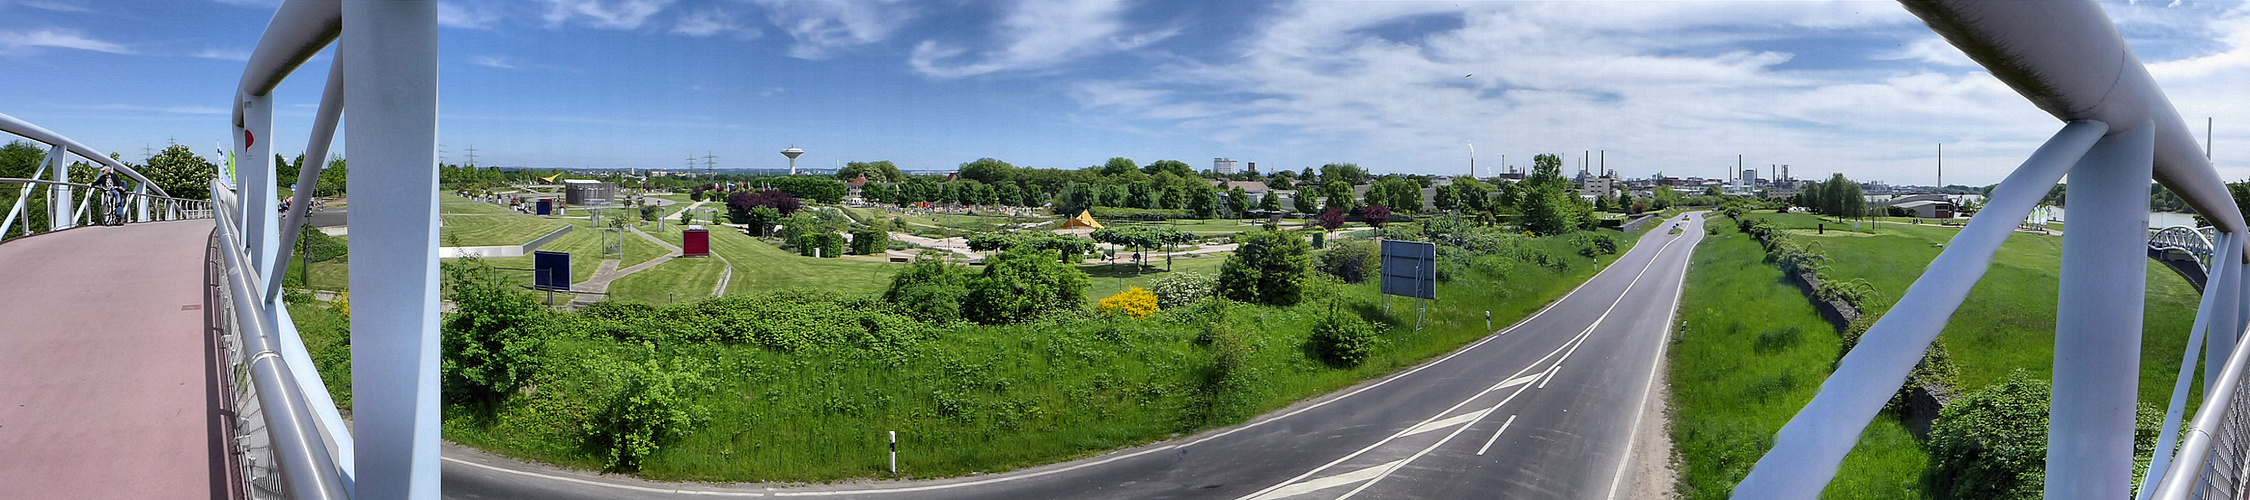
<box><xmin>442</xmin><ymin>213</ymin><xmax>1708</xmax><ymax>500</ymax></box>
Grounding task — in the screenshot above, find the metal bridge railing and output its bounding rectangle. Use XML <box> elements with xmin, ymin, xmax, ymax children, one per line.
<box><xmin>1737</xmin><ymin>2</ymin><xmax>2250</xmax><ymax>498</ymax></box>
<box><xmin>0</xmin><ymin>177</ymin><xmax>212</xmax><ymax>241</ymax></box>
<box><xmin>210</xmin><ymin>179</ymin><xmax>350</xmax><ymax>500</ymax></box>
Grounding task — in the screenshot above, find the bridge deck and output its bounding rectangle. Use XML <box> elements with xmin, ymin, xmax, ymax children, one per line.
<box><xmin>0</xmin><ymin>220</ymin><xmax>226</xmax><ymax>499</ymax></box>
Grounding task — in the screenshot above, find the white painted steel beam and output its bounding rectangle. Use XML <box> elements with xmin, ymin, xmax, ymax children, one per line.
<box><xmin>2050</xmin><ymin>121</ymin><xmax>2155</xmax><ymax>499</ymax></box>
<box><xmin>238</xmin><ymin>93</ymin><xmax>276</xmax><ymax>277</ymax></box>
<box><xmin>1733</xmin><ymin>120</ymin><xmax>2108</xmax><ymax>498</ymax></box>
<box><xmin>268</xmin><ymin>54</ymin><xmax>342</xmax><ymax>302</ymax></box>
<box><xmin>343</xmin><ymin>2</ymin><xmax>441</xmax><ymax>498</ymax></box>
<box><xmin>2141</xmin><ymin>231</ymin><xmax>2240</xmax><ymax>499</ymax></box>
<box><xmin>1903</xmin><ymin>0</ymin><xmax>2248</xmax><ymax>245</ymax></box>
<box><xmin>45</xmin><ymin>143</ymin><xmax>66</xmax><ymax>231</ymax></box>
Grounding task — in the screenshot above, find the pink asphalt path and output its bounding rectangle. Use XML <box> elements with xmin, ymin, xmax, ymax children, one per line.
<box><xmin>0</xmin><ymin>220</ymin><xmax>225</xmax><ymax>499</ymax></box>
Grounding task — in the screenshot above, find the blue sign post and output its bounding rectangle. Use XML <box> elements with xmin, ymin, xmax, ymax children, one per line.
<box><xmin>1380</xmin><ymin>240</ymin><xmax>1438</xmax><ymax>330</ymax></box>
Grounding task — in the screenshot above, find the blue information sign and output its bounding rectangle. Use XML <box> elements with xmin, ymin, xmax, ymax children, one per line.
<box><xmin>533</xmin><ymin>250</ymin><xmax>571</xmax><ymax>291</ymax></box>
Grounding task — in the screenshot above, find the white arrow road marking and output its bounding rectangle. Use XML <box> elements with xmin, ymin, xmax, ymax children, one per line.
<box><xmin>1243</xmin><ymin>459</ymin><xmax>1409</xmax><ymax>500</ymax></box>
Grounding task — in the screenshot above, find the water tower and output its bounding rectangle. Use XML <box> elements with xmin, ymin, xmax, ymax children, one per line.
<box><xmin>781</xmin><ymin>146</ymin><xmax>805</xmax><ymax>175</ymax></box>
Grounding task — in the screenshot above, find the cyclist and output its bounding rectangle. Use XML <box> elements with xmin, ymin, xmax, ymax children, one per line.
<box><xmin>90</xmin><ymin>166</ymin><xmax>127</xmax><ymax>226</ymax></box>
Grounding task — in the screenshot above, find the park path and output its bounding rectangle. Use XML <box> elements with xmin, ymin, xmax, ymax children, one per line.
<box><xmin>564</xmin><ymin>225</ymin><xmax>727</xmax><ymax>307</ymax></box>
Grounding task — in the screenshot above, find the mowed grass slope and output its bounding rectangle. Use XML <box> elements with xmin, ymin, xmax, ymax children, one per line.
<box><xmin>1672</xmin><ymin>213</ymin><xmax>1925</xmax><ymax>499</ymax></box>
<box><xmin>444</xmin><ymin>226</ymin><xmax>1646</xmax><ymax>483</ymax></box>
<box><xmin>606</xmin><ymin>255</ymin><xmax>729</xmax><ymax>305</ymax></box>
<box><xmin>1746</xmin><ymin>212</ymin><xmax>2200</xmax><ymax>408</ymax></box>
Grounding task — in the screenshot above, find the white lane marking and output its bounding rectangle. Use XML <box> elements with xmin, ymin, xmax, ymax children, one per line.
<box><xmin>443</xmin><ymin>456</ymin><xmax>770</xmax><ymax>496</ymax></box>
<box><xmin>1242</xmin><ymin>459</ymin><xmax>1408</xmax><ymax>500</ymax></box>
<box><xmin>1325</xmin><ymin>216</ymin><xmax>1700</xmax><ymax>499</ymax></box>
<box><xmin>1402</xmin><ymin>411</ymin><xmax>1486</xmax><ymax>438</ymax></box>
<box><xmin>1538</xmin><ymin>362</ymin><xmax>1561</xmax><ymax>389</ymax></box>
<box><xmin>1476</xmin><ymin>415</ymin><xmax>1519</xmax><ymax>456</ymax></box>
<box><xmin>1231</xmin><ymin>327</ymin><xmax>1593</xmax><ymax>500</ymax></box>
<box><xmin>1604</xmin><ymin>213</ymin><xmax>1704</xmax><ymax>500</ymax></box>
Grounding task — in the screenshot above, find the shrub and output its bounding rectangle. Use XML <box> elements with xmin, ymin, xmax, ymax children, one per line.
<box><xmin>1927</xmin><ymin>371</ymin><xmax>2048</xmax><ymax>499</ymax></box>
<box><xmin>585</xmin><ymin>354</ymin><xmax>709</xmax><ymax>471</ymax></box>
<box><xmin>1098</xmin><ymin>286</ymin><xmax>1160</xmax><ymax>318</ymax></box>
<box><xmin>796</xmin><ymin>232</ymin><xmax>846</xmax><ymax>258</ymax></box>
<box><xmin>963</xmin><ymin>248</ymin><xmax>1091</xmax><ymax>324</ymax></box>
<box><xmin>1218</xmin><ymin>229</ymin><xmax>1312</xmax><ymax>306</ymax></box>
<box><xmin>1309</xmin><ymin>313</ymin><xmax>1381</xmax><ymax>367</ymax></box>
<box><xmin>850</xmin><ymin>227</ymin><xmax>890</xmax><ymax>255</ymax></box>
<box><xmin>440</xmin><ymin>261</ymin><xmax>547</xmax><ymax>404</ymax></box>
<box><xmin>883</xmin><ymin>252</ymin><xmax>970</xmax><ymax>323</ymax></box>
<box><xmin>1317</xmin><ymin>240</ymin><xmax>1382</xmax><ymax>283</ymax></box>
<box><xmin>1148</xmin><ymin>271</ymin><xmax>1215</xmax><ymax>309</ymax></box>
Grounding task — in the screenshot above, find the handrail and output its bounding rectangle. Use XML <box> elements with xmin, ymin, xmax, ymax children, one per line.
<box><xmin>0</xmin><ymin>177</ymin><xmax>212</xmax><ymax>204</ymax></box>
<box><xmin>210</xmin><ymin>179</ymin><xmax>348</xmax><ymax>500</ymax></box>
<box><xmin>0</xmin><ymin>111</ymin><xmax>170</xmax><ymax>198</ymax></box>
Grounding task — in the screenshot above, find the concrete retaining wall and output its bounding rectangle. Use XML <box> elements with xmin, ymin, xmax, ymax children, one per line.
<box><xmin>439</xmin><ymin>225</ymin><xmax>572</xmax><ymax>258</ymax></box>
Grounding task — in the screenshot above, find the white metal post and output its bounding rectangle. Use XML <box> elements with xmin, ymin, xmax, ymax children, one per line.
<box><xmin>344</xmin><ymin>2</ymin><xmax>441</xmax><ymax>498</ymax></box>
<box><xmin>2218</xmin><ymin>245</ymin><xmax>2246</xmax><ymax>390</ymax></box>
<box><xmin>2050</xmin><ymin>122</ymin><xmax>2156</xmax><ymax>500</ymax></box>
<box><xmin>239</xmin><ymin>92</ymin><xmax>277</xmax><ymax>275</ymax></box>
<box><xmin>134</xmin><ymin>184</ymin><xmax>147</xmax><ymax>222</ymax></box>
<box><xmin>47</xmin><ymin>143</ymin><xmax>66</xmax><ymax>231</ymax></box>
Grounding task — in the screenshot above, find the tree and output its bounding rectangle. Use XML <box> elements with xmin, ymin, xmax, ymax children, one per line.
<box><xmin>1362</xmin><ymin>204</ymin><xmax>1392</xmax><ymax>228</ymax></box>
<box><xmin>1293</xmin><ymin>191</ymin><xmax>1319</xmax><ymax>214</ymax></box>
<box><xmin>1053</xmin><ymin>182</ymin><xmax>1098</xmax><ymax>216</ymax></box>
<box><xmin>142</xmin><ymin>144</ymin><xmax>218</xmax><ymax>201</ymax></box>
<box><xmin>1520</xmin><ymin>184</ymin><xmax>1587</xmax><ymax>236</ymax></box>
<box><xmin>850</xmin><ymin>224</ymin><xmax>890</xmax><ymax>255</ymax></box>
<box><xmin>1368</xmin><ymin>177</ymin><xmax>1421</xmax><ymax>213</ymax></box>
<box><xmin>1187</xmin><ymin>182</ymin><xmax>1221</xmax><ymax>218</ymax></box>
<box><xmin>1320</xmin><ymin>163</ymin><xmax>1369</xmax><ymax>186</ymax></box>
<box><xmin>1226</xmin><ymin>186</ymin><xmax>1251</xmax><ymax>218</ymax></box>
<box><xmin>957</xmin><ymin>157</ymin><xmax>1017</xmax><ymax>184</ymax></box>
<box><xmin>1100</xmin><ymin>183</ymin><xmax>1130</xmax><ymax>208</ymax></box>
<box><xmin>771</xmin><ymin>176</ymin><xmax>847</xmax><ymax>204</ymax></box>
<box><xmin>995</xmin><ymin>180</ymin><xmax>1022</xmax><ymax>206</ymax></box>
<box><xmin>1101</xmin><ymin>157</ymin><xmax>1139</xmax><ymax>177</ymax></box>
<box><xmin>1433</xmin><ymin>183</ymin><xmax>1460</xmax><ymax>212</ymax></box>
<box><xmin>1321</xmin><ymin>181</ymin><xmax>1357</xmax><ymax>212</ymax></box>
<box><xmin>1161</xmin><ymin>185</ymin><xmax>1188</xmax><ymax>210</ymax></box>
<box><xmin>963</xmin><ymin>248</ymin><xmax>1091</xmax><ymax>324</ymax></box>
<box><xmin>884</xmin><ymin>252</ymin><xmax>971</xmax><ymax>323</ymax></box>
<box><xmin>1319</xmin><ymin>207</ymin><xmax>1346</xmax><ymax>233</ymax></box>
<box><xmin>835</xmin><ymin>160</ymin><xmax>906</xmax><ymax>183</ymax></box>
<box><xmin>1218</xmin><ymin>229</ymin><xmax>1311</xmax><ymax>306</ymax></box>
<box><xmin>1145</xmin><ymin>159</ymin><xmax>1195</xmax><ymax>177</ymax></box>
<box><xmin>862</xmin><ymin>183</ymin><xmax>899</xmax><ymax>205</ymax></box>
<box><xmin>1259</xmin><ymin>191</ymin><xmax>1283</xmax><ymax>212</ymax></box>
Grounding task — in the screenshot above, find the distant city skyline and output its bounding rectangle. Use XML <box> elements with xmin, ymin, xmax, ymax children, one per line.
<box><xmin>4</xmin><ymin>1</ymin><xmax>2249</xmax><ymax>186</ymax></box>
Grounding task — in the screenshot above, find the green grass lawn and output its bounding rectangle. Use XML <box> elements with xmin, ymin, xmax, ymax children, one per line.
<box><xmin>607</xmin><ymin>255</ymin><xmax>730</xmax><ymax>305</ymax></box>
<box><xmin>441</xmin><ymin>193</ymin><xmax>520</xmax><ymax>215</ymax></box>
<box><xmin>1672</xmin><ymin>212</ymin><xmax>1926</xmax><ymax>499</ymax></box>
<box><xmin>440</xmin><ymin>213</ymin><xmax>571</xmax><ymax>247</ymax></box>
<box><xmin>441</xmin><ymin>227</ymin><xmax>1644</xmax><ymax>483</ymax></box>
<box><xmin>1744</xmin><ymin>212</ymin><xmax>2200</xmax><ymax>408</ymax></box>
<box><xmin>646</xmin><ymin>226</ymin><xmax>902</xmax><ymax>297</ymax></box>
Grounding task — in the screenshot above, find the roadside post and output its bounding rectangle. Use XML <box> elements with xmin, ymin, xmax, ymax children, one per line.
<box><xmin>889</xmin><ymin>431</ymin><xmax>898</xmax><ymax>474</ymax></box>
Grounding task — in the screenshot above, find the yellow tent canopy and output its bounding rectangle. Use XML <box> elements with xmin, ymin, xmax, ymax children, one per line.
<box><xmin>1062</xmin><ymin>210</ymin><xmax>1104</xmax><ymax>229</ymax></box>
<box><xmin>542</xmin><ymin>173</ymin><xmax>563</xmax><ymax>183</ymax></box>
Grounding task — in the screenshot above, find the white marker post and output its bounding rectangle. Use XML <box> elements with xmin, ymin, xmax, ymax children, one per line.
<box><xmin>889</xmin><ymin>431</ymin><xmax>898</xmax><ymax>474</ymax></box>
<box><xmin>1486</xmin><ymin>310</ymin><xmax>1492</xmax><ymax>332</ymax></box>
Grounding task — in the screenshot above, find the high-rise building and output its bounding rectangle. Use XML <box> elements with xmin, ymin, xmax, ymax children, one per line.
<box><xmin>1215</xmin><ymin>158</ymin><xmax>1238</xmax><ymax>175</ymax></box>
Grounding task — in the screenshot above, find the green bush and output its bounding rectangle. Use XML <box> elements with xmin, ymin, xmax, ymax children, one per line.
<box><xmin>440</xmin><ymin>260</ymin><xmax>548</xmax><ymax>404</ymax></box>
<box><xmin>585</xmin><ymin>353</ymin><xmax>710</xmax><ymax>471</ymax></box>
<box><xmin>884</xmin><ymin>253</ymin><xmax>970</xmax><ymax>323</ymax></box>
<box><xmin>850</xmin><ymin>227</ymin><xmax>889</xmax><ymax>255</ymax></box>
<box><xmin>1148</xmin><ymin>271</ymin><xmax>1216</xmax><ymax>309</ymax></box>
<box><xmin>1309</xmin><ymin>313</ymin><xmax>1381</xmax><ymax>367</ymax></box>
<box><xmin>297</xmin><ymin>228</ymin><xmax>348</xmax><ymax>262</ymax></box>
<box><xmin>796</xmin><ymin>232</ymin><xmax>846</xmax><ymax>258</ymax></box>
<box><xmin>1317</xmin><ymin>240</ymin><xmax>1381</xmax><ymax>284</ymax></box>
<box><xmin>1218</xmin><ymin>229</ymin><xmax>1312</xmax><ymax>306</ymax></box>
<box><xmin>963</xmin><ymin>248</ymin><xmax>1091</xmax><ymax>324</ymax></box>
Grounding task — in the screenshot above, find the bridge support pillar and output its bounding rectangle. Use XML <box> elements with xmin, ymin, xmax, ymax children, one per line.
<box><xmin>2051</xmin><ymin>122</ymin><xmax>2155</xmax><ymax>500</ymax></box>
<box><xmin>46</xmin><ymin>143</ymin><xmax>66</xmax><ymax>231</ymax></box>
<box><xmin>344</xmin><ymin>2</ymin><xmax>441</xmax><ymax>499</ymax></box>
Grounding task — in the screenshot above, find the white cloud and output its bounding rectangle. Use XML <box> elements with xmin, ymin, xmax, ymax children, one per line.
<box><xmin>761</xmin><ymin>1</ymin><xmax>914</xmax><ymax>60</ymax></box>
<box><xmin>16</xmin><ymin>2</ymin><xmax>94</xmax><ymax>13</ymax></box>
<box><xmin>0</xmin><ymin>29</ymin><xmax>131</xmax><ymax>54</ymax></box>
<box><xmin>540</xmin><ymin>0</ymin><xmax>670</xmax><ymax>30</ymax></box>
<box><xmin>469</xmin><ymin>55</ymin><xmax>518</xmax><ymax>69</ymax></box>
<box><xmin>192</xmin><ymin>47</ymin><xmax>249</xmax><ymax>61</ymax></box>
<box><xmin>1050</xmin><ymin>2</ymin><xmax>2129</xmax><ymax>185</ymax></box>
<box><xmin>438</xmin><ymin>1</ymin><xmax>506</xmax><ymax>29</ymax></box>
<box><xmin>910</xmin><ymin>1</ymin><xmax>1175</xmax><ymax>79</ymax></box>
<box><xmin>672</xmin><ymin>7</ymin><xmax>756</xmax><ymax>39</ymax></box>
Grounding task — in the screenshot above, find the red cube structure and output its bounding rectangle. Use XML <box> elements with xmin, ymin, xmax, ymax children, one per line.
<box><xmin>682</xmin><ymin>225</ymin><xmax>710</xmax><ymax>257</ymax></box>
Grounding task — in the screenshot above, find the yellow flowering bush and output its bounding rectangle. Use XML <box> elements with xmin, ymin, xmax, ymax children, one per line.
<box><xmin>1098</xmin><ymin>286</ymin><xmax>1160</xmax><ymax>319</ymax></box>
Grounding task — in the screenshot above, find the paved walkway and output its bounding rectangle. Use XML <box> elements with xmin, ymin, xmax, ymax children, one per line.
<box><xmin>0</xmin><ymin>220</ymin><xmax>225</xmax><ymax>499</ymax></box>
<box><xmin>565</xmin><ymin>225</ymin><xmax>729</xmax><ymax>307</ymax></box>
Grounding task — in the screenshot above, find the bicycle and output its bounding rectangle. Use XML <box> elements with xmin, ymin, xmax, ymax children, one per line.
<box><xmin>97</xmin><ymin>189</ymin><xmax>124</xmax><ymax>226</ymax></box>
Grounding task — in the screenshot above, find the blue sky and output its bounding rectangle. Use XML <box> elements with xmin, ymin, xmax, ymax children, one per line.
<box><xmin>5</xmin><ymin>0</ymin><xmax>2250</xmax><ymax>186</ymax></box>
